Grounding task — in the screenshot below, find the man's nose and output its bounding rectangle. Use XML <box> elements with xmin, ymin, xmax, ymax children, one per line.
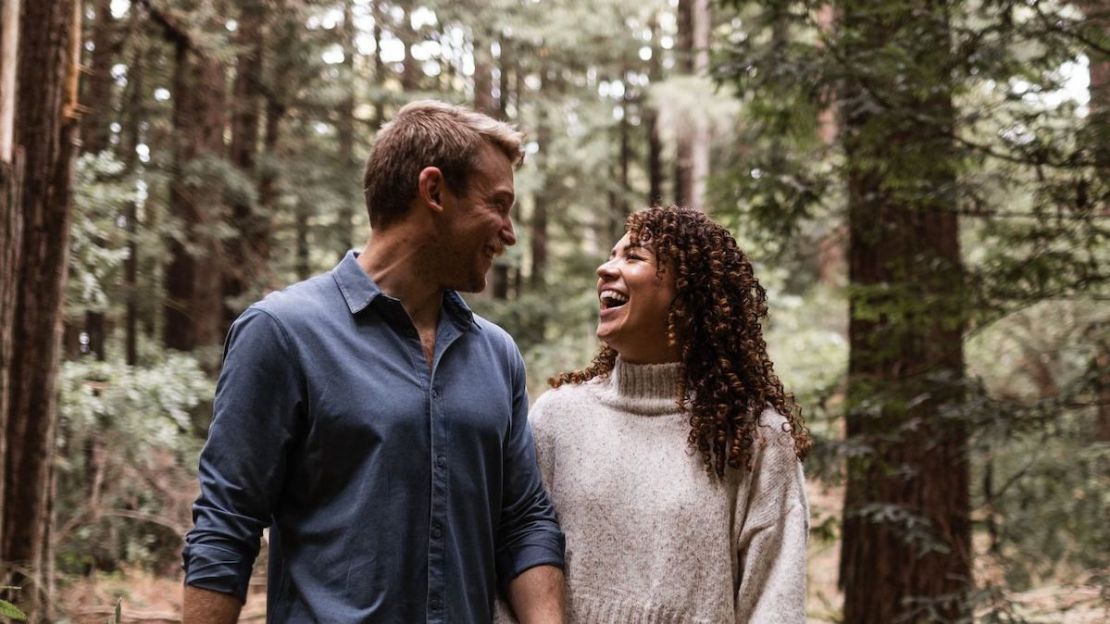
<box><xmin>501</xmin><ymin>216</ymin><xmax>517</xmax><ymax>247</ymax></box>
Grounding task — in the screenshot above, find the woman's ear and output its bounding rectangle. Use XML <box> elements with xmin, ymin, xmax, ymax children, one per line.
<box><xmin>418</xmin><ymin>166</ymin><xmax>446</xmax><ymax>214</ymax></box>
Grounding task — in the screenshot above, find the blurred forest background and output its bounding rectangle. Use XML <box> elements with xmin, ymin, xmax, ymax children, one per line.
<box><xmin>0</xmin><ymin>0</ymin><xmax>1107</xmax><ymax>621</ymax></box>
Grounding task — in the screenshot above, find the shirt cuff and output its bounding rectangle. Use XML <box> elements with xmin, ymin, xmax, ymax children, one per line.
<box><xmin>497</xmin><ymin>533</ymin><xmax>566</xmax><ymax>588</ymax></box>
<box><xmin>182</xmin><ymin>542</ymin><xmax>255</xmax><ymax>602</ymax></box>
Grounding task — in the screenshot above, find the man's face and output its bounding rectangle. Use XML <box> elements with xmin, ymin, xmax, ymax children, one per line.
<box><xmin>438</xmin><ymin>142</ymin><xmax>517</xmax><ymax>292</ymax></box>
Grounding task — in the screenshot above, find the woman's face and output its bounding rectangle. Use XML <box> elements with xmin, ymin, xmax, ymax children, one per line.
<box><xmin>595</xmin><ymin>232</ymin><xmax>679</xmax><ymax>364</ymax></box>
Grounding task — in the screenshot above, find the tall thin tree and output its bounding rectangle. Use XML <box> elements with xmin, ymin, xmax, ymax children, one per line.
<box><xmin>0</xmin><ymin>0</ymin><xmax>23</xmax><ymax>569</ymax></box>
<box><xmin>225</xmin><ymin>0</ymin><xmax>266</xmax><ymax>328</ymax></box>
<box><xmin>2</xmin><ymin>1</ymin><xmax>82</xmax><ymax>619</ymax></box>
<box><xmin>837</xmin><ymin>1</ymin><xmax>972</xmax><ymax>621</ymax></box>
<box><xmin>159</xmin><ymin>6</ymin><xmax>228</xmax><ymax>351</ymax></box>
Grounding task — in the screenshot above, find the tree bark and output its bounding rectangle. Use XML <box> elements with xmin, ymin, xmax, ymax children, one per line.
<box><xmin>473</xmin><ymin>35</ymin><xmax>497</xmax><ymax>116</ymax></box>
<box><xmin>164</xmin><ymin>34</ymin><xmax>227</xmax><ymax>351</ymax></box>
<box><xmin>399</xmin><ymin>4</ymin><xmax>420</xmax><ymax>91</ymax></box>
<box><xmin>121</xmin><ymin>13</ymin><xmax>144</xmax><ymax>366</ymax></box>
<box><xmin>672</xmin><ymin>0</ymin><xmax>709</xmax><ymax>211</ymax></box>
<box><xmin>0</xmin><ymin>0</ymin><xmax>22</xmax><ymax>567</ymax></box>
<box><xmin>1086</xmin><ymin>3</ymin><xmax>1109</xmax><ymax>441</ymax></box>
<box><xmin>838</xmin><ymin>1</ymin><xmax>971</xmax><ymax>622</ymax></box>
<box><xmin>531</xmin><ymin>75</ymin><xmax>551</xmax><ymax>296</ymax></box>
<box><xmin>334</xmin><ymin>0</ymin><xmax>357</xmax><ymax>258</ymax></box>
<box><xmin>372</xmin><ymin>1</ymin><xmax>385</xmax><ymax>128</ymax></box>
<box><xmin>224</xmin><ymin>0</ymin><xmax>266</xmax><ymax>328</ymax></box>
<box><xmin>2</xmin><ymin>1</ymin><xmax>81</xmax><ymax>619</ymax></box>
<box><xmin>645</xmin><ymin>15</ymin><xmax>664</xmax><ymax>206</ymax></box>
<box><xmin>79</xmin><ymin>0</ymin><xmax>117</xmax><ymax>155</ymax></box>
<box><xmin>616</xmin><ymin>68</ymin><xmax>632</xmax><ymax>239</ymax></box>
<box><xmin>497</xmin><ymin>35</ymin><xmax>511</xmax><ymax>120</ymax></box>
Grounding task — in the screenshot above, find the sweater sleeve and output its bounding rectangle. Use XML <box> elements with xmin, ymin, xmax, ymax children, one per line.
<box><xmin>734</xmin><ymin>411</ymin><xmax>809</xmax><ymax>624</ymax></box>
<box><xmin>528</xmin><ymin>391</ymin><xmax>558</xmax><ymax>492</ymax></box>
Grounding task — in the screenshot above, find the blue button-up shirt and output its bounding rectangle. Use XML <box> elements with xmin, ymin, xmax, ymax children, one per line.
<box><xmin>183</xmin><ymin>251</ymin><xmax>565</xmax><ymax>622</ymax></box>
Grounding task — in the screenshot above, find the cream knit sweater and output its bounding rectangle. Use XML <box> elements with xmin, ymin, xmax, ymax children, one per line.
<box><xmin>496</xmin><ymin>358</ymin><xmax>808</xmax><ymax>624</ymax></box>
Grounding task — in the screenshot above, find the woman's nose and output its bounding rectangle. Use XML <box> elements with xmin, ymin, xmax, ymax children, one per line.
<box><xmin>597</xmin><ymin>258</ymin><xmax>618</xmax><ymax>279</ymax></box>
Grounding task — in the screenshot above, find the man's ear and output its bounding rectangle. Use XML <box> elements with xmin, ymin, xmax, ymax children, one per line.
<box><xmin>418</xmin><ymin>166</ymin><xmax>446</xmax><ymax>214</ymax></box>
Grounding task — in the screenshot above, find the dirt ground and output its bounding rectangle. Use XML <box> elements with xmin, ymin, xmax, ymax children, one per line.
<box><xmin>56</xmin><ymin>480</ymin><xmax>1107</xmax><ymax>623</ymax></box>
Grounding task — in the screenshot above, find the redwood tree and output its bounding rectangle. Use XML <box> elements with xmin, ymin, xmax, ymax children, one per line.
<box><xmin>836</xmin><ymin>2</ymin><xmax>972</xmax><ymax>621</ymax></box>
<box><xmin>0</xmin><ymin>0</ymin><xmax>22</xmax><ymax>572</ymax></box>
<box><xmin>2</xmin><ymin>0</ymin><xmax>82</xmax><ymax>619</ymax></box>
<box><xmin>156</xmin><ymin>6</ymin><xmax>228</xmax><ymax>352</ymax></box>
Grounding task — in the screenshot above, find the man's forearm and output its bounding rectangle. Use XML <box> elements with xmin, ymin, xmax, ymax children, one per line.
<box><xmin>183</xmin><ymin>585</ymin><xmax>243</xmax><ymax>624</ymax></box>
<box><xmin>508</xmin><ymin>564</ymin><xmax>565</xmax><ymax>624</ymax></box>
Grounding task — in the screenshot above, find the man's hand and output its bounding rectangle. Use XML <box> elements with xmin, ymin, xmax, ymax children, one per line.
<box><xmin>508</xmin><ymin>564</ymin><xmax>566</xmax><ymax>624</ymax></box>
<box><xmin>183</xmin><ymin>585</ymin><xmax>243</xmax><ymax>624</ymax></box>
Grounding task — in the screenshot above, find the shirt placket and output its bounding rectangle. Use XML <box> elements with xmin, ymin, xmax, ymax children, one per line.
<box><xmin>426</xmin><ymin>319</ymin><xmax>462</xmax><ymax>622</ymax></box>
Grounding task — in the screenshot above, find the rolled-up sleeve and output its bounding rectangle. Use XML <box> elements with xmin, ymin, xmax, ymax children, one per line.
<box><xmin>495</xmin><ymin>349</ymin><xmax>566</xmax><ymax>585</ymax></box>
<box><xmin>182</xmin><ymin>307</ymin><xmax>304</xmax><ymax>601</ymax></box>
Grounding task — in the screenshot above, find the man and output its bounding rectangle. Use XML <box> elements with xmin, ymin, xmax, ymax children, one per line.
<box><xmin>182</xmin><ymin>100</ymin><xmax>566</xmax><ymax>623</ymax></box>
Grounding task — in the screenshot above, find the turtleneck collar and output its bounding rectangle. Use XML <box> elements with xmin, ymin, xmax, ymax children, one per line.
<box><xmin>586</xmin><ymin>357</ymin><xmax>683</xmax><ymax>416</ymax></box>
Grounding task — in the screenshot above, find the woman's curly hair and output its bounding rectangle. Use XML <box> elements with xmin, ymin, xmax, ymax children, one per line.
<box><xmin>550</xmin><ymin>205</ymin><xmax>811</xmax><ymax>476</ymax></box>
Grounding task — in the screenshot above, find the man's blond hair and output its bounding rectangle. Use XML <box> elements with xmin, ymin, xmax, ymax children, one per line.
<box><xmin>362</xmin><ymin>100</ymin><xmax>524</xmax><ymax>229</ymax></box>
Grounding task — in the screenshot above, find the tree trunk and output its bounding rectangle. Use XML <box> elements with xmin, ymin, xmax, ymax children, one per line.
<box><xmin>645</xmin><ymin>15</ymin><xmax>664</xmax><ymax>206</ymax></box>
<box><xmin>399</xmin><ymin>5</ymin><xmax>420</xmax><ymax>92</ymax></box>
<box><xmin>670</xmin><ymin>0</ymin><xmax>705</xmax><ymax>210</ymax></box>
<box><xmin>334</xmin><ymin>0</ymin><xmax>357</xmax><ymax>258</ymax></box>
<box><xmin>616</xmin><ymin>69</ymin><xmax>631</xmax><ymax>238</ymax></box>
<box><xmin>0</xmin><ymin>0</ymin><xmax>23</xmax><ymax>565</ymax></box>
<box><xmin>497</xmin><ymin>35</ymin><xmax>511</xmax><ymax>120</ymax></box>
<box><xmin>256</xmin><ymin>95</ymin><xmax>282</xmax><ymax>276</ymax></box>
<box><xmin>2</xmin><ymin>1</ymin><xmax>81</xmax><ymax>619</ymax></box>
<box><xmin>531</xmin><ymin>85</ymin><xmax>550</xmax><ymax>295</ymax></box>
<box><xmin>690</xmin><ymin>0</ymin><xmax>709</xmax><ymax>209</ymax></box>
<box><xmin>673</xmin><ymin>0</ymin><xmax>710</xmax><ymax>211</ymax></box>
<box><xmin>164</xmin><ymin>38</ymin><xmax>227</xmax><ymax>351</ymax></box>
<box><xmin>295</xmin><ymin>200</ymin><xmax>310</xmax><ymax>280</ymax></box>
<box><xmin>838</xmin><ymin>1</ymin><xmax>971</xmax><ymax>622</ymax></box>
<box><xmin>121</xmin><ymin>14</ymin><xmax>144</xmax><ymax>366</ymax></box>
<box><xmin>79</xmin><ymin>0</ymin><xmax>117</xmax><ymax>155</ymax></box>
<box><xmin>673</xmin><ymin>0</ymin><xmax>693</xmax><ymax>208</ymax></box>
<box><xmin>372</xmin><ymin>1</ymin><xmax>385</xmax><ymax>128</ymax></box>
<box><xmin>224</xmin><ymin>0</ymin><xmax>266</xmax><ymax>328</ymax></box>
<box><xmin>473</xmin><ymin>36</ymin><xmax>496</xmax><ymax>116</ymax></box>
<box><xmin>1087</xmin><ymin>4</ymin><xmax>1109</xmax><ymax>441</ymax></box>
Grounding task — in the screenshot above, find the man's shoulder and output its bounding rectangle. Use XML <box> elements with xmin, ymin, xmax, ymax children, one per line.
<box><xmin>247</xmin><ymin>271</ymin><xmax>338</xmax><ymax>327</ymax></box>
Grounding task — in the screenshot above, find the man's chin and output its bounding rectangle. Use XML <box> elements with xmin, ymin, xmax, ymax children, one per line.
<box><xmin>453</xmin><ymin>275</ymin><xmax>487</xmax><ymax>294</ymax></box>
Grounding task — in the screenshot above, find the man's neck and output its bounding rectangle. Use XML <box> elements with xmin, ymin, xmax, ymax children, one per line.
<box><xmin>357</xmin><ymin>233</ymin><xmax>442</xmax><ymax>333</ymax></box>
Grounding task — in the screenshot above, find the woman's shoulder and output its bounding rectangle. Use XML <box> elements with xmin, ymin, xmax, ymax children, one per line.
<box><xmin>529</xmin><ymin>380</ymin><xmax>603</xmax><ymax>428</ymax></box>
<box><xmin>752</xmin><ymin>407</ymin><xmax>805</xmax><ymax>462</ymax></box>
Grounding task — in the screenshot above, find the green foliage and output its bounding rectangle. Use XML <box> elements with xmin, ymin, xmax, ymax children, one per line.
<box><xmin>68</xmin><ymin>153</ymin><xmax>137</xmax><ymax>316</ymax></box>
<box><xmin>53</xmin><ymin>354</ymin><xmax>212</xmax><ymax>574</ymax></box>
<box><xmin>0</xmin><ymin>588</ymin><xmax>26</xmax><ymax>622</ymax></box>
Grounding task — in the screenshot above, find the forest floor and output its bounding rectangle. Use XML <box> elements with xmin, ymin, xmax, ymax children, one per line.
<box><xmin>55</xmin><ymin>480</ymin><xmax>1107</xmax><ymax>623</ymax></box>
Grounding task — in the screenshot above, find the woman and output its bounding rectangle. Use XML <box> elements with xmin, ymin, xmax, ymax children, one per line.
<box><xmin>510</xmin><ymin>205</ymin><xmax>810</xmax><ymax>623</ymax></box>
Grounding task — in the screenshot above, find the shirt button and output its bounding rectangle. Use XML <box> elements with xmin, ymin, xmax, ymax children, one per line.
<box><xmin>430</xmin><ymin>596</ymin><xmax>442</xmax><ymax>610</ymax></box>
<box><xmin>436</xmin><ymin>455</ymin><xmax>446</xmax><ymax>467</ymax></box>
<box><xmin>431</xmin><ymin>389</ymin><xmax>439</xmax><ymax>398</ymax></box>
<box><xmin>431</xmin><ymin>522</ymin><xmax>442</xmax><ymax>538</ymax></box>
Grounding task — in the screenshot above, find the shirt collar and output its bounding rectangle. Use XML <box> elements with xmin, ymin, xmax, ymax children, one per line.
<box><xmin>333</xmin><ymin>250</ymin><xmax>383</xmax><ymax>314</ymax></box>
<box><xmin>331</xmin><ymin>250</ymin><xmax>480</xmax><ymax>331</ymax></box>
